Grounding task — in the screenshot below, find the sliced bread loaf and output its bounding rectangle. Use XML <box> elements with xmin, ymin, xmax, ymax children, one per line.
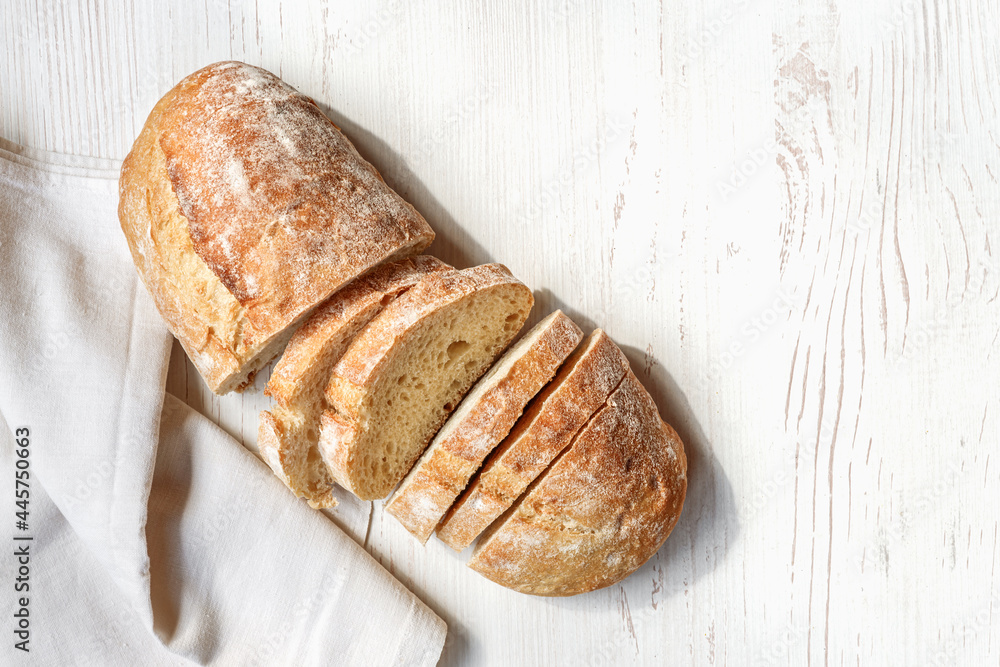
<box><xmin>467</xmin><ymin>369</ymin><xmax>687</xmax><ymax>596</ymax></box>
<box><xmin>385</xmin><ymin>310</ymin><xmax>583</xmax><ymax>542</ymax></box>
<box><xmin>436</xmin><ymin>329</ymin><xmax>628</xmax><ymax>550</ymax></box>
<box><xmin>318</xmin><ymin>264</ymin><xmax>534</xmax><ymax>500</ymax></box>
<box><xmin>257</xmin><ymin>256</ymin><xmax>449</xmax><ymax>508</ymax></box>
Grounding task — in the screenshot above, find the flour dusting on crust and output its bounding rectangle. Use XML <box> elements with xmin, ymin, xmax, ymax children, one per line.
<box><xmin>157</xmin><ymin>61</ymin><xmax>434</xmax><ymax>342</ymax></box>
<box><xmin>119</xmin><ymin>61</ymin><xmax>434</xmax><ymax>394</ymax></box>
<box><xmin>467</xmin><ymin>368</ymin><xmax>687</xmax><ymax>596</ymax></box>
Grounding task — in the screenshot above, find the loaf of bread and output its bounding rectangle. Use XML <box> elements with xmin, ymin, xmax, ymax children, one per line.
<box><xmin>258</xmin><ymin>256</ymin><xmax>450</xmax><ymax>508</ymax></box>
<box><xmin>467</xmin><ymin>369</ymin><xmax>687</xmax><ymax>596</ymax></box>
<box><xmin>385</xmin><ymin>310</ymin><xmax>582</xmax><ymax>542</ymax></box>
<box><xmin>119</xmin><ymin>61</ymin><xmax>434</xmax><ymax>393</ymax></box>
<box><xmin>436</xmin><ymin>329</ymin><xmax>629</xmax><ymax>551</ymax></box>
<box><xmin>318</xmin><ymin>264</ymin><xmax>534</xmax><ymax>500</ymax></box>
<box><xmin>121</xmin><ymin>62</ymin><xmax>688</xmax><ymax>599</ymax></box>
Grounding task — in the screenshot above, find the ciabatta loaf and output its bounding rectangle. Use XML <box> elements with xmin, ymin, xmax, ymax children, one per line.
<box><xmin>385</xmin><ymin>310</ymin><xmax>582</xmax><ymax>542</ymax></box>
<box><xmin>437</xmin><ymin>329</ymin><xmax>628</xmax><ymax>551</ymax></box>
<box><xmin>119</xmin><ymin>62</ymin><xmax>434</xmax><ymax>393</ymax></box>
<box><xmin>467</xmin><ymin>369</ymin><xmax>687</xmax><ymax>596</ymax></box>
<box><xmin>318</xmin><ymin>264</ymin><xmax>533</xmax><ymax>500</ymax></box>
<box><xmin>258</xmin><ymin>256</ymin><xmax>450</xmax><ymax>507</ymax></box>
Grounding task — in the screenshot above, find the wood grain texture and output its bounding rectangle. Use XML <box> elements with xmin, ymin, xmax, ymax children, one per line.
<box><xmin>2</xmin><ymin>0</ymin><xmax>997</xmax><ymax>664</ymax></box>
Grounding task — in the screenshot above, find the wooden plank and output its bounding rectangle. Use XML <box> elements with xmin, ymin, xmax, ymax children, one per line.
<box><xmin>2</xmin><ymin>0</ymin><xmax>997</xmax><ymax>664</ymax></box>
<box><xmin>773</xmin><ymin>2</ymin><xmax>1000</xmax><ymax>665</ymax></box>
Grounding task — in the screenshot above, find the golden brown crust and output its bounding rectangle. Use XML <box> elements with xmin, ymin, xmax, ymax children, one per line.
<box><xmin>158</xmin><ymin>61</ymin><xmax>435</xmax><ymax>338</ymax></box>
<box><xmin>118</xmin><ymin>61</ymin><xmax>435</xmax><ymax>393</ymax></box>
<box><xmin>437</xmin><ymin>329</ymin><xmax>628</xmax><ymax>551</ymax></box>
<box><xmin>119</xmin><ymin>81</ymin><xmax>251</xmax><ymax>393</ymax></box>
<box><xmin>467</xmin><ymin>369</ymin><xmax>687</xmax><ymax>596</ymax></box>
<box><xmin>385</xmin><ymin>311</ymin><xmax>583</xmax><ymax>544</ymax></box>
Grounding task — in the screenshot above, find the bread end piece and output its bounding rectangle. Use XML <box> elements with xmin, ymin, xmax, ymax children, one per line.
<box><xmin>467</xmin><ymin>369</ymin><xmax>687</xmax><ymax>596</ymax></box>
<box><xmin>118</xmin><ymin>61</ymin><xmax>435</xmax><ymax>394</ymax></box>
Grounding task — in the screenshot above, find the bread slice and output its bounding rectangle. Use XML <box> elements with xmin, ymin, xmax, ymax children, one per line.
<box><xmin>384</xmin><ymin>310</ymin><xmax>583</xmax><ymax>542</ymax></box>
<box><xmin>318</xmin><ymin>264</ymin><xmax>534</xmax><ymax>500</ymax></box>
<box><xmin>467</xmin><ymin>369</ymin><xmax>687</xmax><ymax>596</ymax></box>
<box><xmin>119</xmin><ymin>62</ymin><xmax>434</xmax><ymax>394</ymax></box>
<box><xmin>257</xmin><ymin>256</ymin><xmax>450</xmax><ymax>508</ymax></box>
<box><xmin>436</xmin><ymin>329</ymin><xmax>629</xmax><ymax>550</ymax></box>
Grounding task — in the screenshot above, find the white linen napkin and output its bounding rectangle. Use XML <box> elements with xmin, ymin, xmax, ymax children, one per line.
<box><xmin>0</xmin><ymin>139</ymin><xmax>447</xmax><ymax>666</ymax></box>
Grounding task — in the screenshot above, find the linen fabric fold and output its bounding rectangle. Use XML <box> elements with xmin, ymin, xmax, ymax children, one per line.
<box><xmin>0</xmin><ymin>139</ymin><xmax>446</xmax><ymax>666</ymax></box>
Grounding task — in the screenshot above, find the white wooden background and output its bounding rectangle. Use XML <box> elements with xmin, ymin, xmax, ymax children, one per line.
<box><xmin>3</xmin><ymin>1</ymin><xmax>999</xmax><ymax>665</ymax></box>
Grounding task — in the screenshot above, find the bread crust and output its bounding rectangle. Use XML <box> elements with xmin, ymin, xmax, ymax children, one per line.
<box><xmin>385</xmin><ymin>311</ymin><xmax>583</xmax><ymax>543</ymax></box>
<box><xmin>258</xmin><ymin>256</ymin><xmax>450</xmax><ymax>507</ymax></box>
<box><xmin>319</xmin><ymin>264</ymin><xmax>534</xmax><ymax>500</ymax></box>
<box><xmin>437</xmin><ymin>329</ymin><xmax>628</xmax><ymax>551</ymax></box>
<box><xmin>467</xmin><ymin>369</ymin><xmax>687</xmax><ymax>596</ymax></box>
<box><xmin>119</xmin><ymin>78</ymin><xmax>251</xmax><ymax>393</ymax></box>
<box><xmin>119</xmin><ymin>61</ymin><xmax>434</xmax><ymax>393</ymax></box>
